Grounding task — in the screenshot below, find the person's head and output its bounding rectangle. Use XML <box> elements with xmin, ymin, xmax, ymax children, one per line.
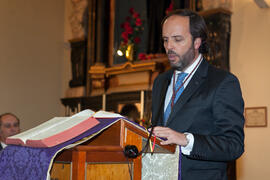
<box><xmin>120</xmin><ymin>104</ymin><xmax>140</xmax><ymax>123</ymax></box>
<box><xmin>161</xmin><ymin>9</ymin><xmax>208</xmax><ymax>71</ymax></box>
<box><xmin>0</xmin><ymin>113</ymin><xmax>20</xmax><ymax>143</ymax></box>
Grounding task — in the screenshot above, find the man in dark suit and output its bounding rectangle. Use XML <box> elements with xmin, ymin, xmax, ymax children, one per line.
<box><xmin>151</xmin><ymin>9</ymin><xmax>244</xmax><ymax>180</ymax></box>
<box><xmin>0</xmin><ymin>113</ymin><xmax>20</xmax><ymax>150</ymax></box>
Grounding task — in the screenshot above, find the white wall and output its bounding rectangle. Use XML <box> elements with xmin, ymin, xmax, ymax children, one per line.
<box><xmin>62</xmin><ymin>0</ymin><xmax>72</xmax><ymax>100</ymax></box>
<box><xmin>231</xmin><ymin>0</ymin><xmax>270</xmax><ymax>179</ymax></box>
<box><xmin>0</xmin><ymin>0</ymin><xmax>65</xmax><ymax>131</ymax></box>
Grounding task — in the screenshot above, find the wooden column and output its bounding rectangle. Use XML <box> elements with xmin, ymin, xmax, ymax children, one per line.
<box><xmin>96</xmin><ymin>0</ymin><xmax>107</xmax><ymax>63</ymax></box>
<box><xmin>86</xmin><ymin>0</ymin><xmax>97</xmax><ymax>96</ymax></box>
<box><xmin>72</xmin><ymin>151</ymin><xmax>86</xmax><ymax>180</ymax></box>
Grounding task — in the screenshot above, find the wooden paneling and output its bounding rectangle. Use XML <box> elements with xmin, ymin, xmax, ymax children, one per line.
<box><xmin>50</xmin><ymin>163</ymin><xmax>71</xmax><ymax>180</ymax></box>
<box><xmin>86</xmin><ymin>163</ymin><xmax>130</xmax><ymax>180</ymax></box>
<box><xmin>50</xmin><ymin>162</ymin><xmax>131</xmax><ymax>180</ymax></box>
<box><xmin>124</xmin><ymin>127</ymin><xmax>142</xmax><ymax>180</ymax></box>
<box><xmin>82</xmin><ymin>121</ymin><xmax>121</xmax><ymax>146</ymax></box>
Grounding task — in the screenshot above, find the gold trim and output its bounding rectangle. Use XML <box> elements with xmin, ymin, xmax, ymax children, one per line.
<box><xmin>89</xmin><ymin>63</ymin><xmax>106</xmax><ymax>74</ymax></box>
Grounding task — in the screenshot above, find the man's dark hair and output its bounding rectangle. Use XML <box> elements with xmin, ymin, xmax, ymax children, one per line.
<box><xmin>0</xmin><ymin>113</ymin><xmax>20</xmax><ymax>126</ymax></box>
<box><xmin>120</xmin><ymin>104</ymin><xmax>140</xmax><ymax>123</ymax></box>
<box><xmin>161</xmin><ymin>9</ymin><xmax>208</xmax><ymax>54</ymax></box>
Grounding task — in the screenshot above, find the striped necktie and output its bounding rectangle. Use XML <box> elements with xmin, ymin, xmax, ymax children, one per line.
<box><xmin>163</xmin><ymin>72</ymin><xmax>188</xmax><ymax>125</ymax></box>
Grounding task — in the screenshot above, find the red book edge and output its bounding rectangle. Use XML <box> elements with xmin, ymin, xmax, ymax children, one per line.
<box><xmin>6</xmin><ymin>117</ymin><xmax>100</xmax><ymax>148</ymax></box>
<box><xmin>5</xmin><ymin>138</ymin><xmax>25</xmax><ymax>146</ymax></box>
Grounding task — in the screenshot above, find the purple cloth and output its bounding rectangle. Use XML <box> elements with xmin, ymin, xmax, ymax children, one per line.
<box><xmin>0</xmin><ymin>118</ymin><xmax>120</xmax><ymax>180</ymax></box>
<box><xmin>178</xmin><ymin>146</ymin><xmax>182</xmax><ymax>180</ymax></box>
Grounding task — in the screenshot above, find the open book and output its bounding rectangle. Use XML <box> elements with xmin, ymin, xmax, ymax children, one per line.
<box><xmin>6</xmin><ymin>110</ymin><xmax>123</xmax><ymax>148</ymax></box>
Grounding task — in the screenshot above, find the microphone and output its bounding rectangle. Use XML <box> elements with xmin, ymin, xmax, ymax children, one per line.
<box><xmin>124</xmin><ymin>145</ymin><xmax>139</xmax><ymax>158</ymax></box>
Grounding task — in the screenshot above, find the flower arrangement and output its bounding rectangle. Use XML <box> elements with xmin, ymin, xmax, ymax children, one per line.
<box><xmin>138</xmin><ymin>53</ymin><xmax>167</xmax><ymax>61</ymax></box>
<box><xmin>119</xmin><ymin>8</ymin><xmax>144</xmax><ymax>60</ymax></box>
<box><xmin>136</xmin><ymin>2</ymin><xmax>174</xmax><ymax>61</ymax></box>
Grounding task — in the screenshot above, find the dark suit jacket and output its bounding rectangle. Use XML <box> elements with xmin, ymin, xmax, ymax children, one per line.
<box><xmin>152</xmin><ymin>59</ymin><xmax>245</xmax><ymax>180</ymax></box>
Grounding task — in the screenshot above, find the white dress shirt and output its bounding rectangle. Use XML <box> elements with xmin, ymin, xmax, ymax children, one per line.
<box><xmin>1</xmin><ymin>142</ymin><xmax>7</xmax><ymax>149</ymax></box>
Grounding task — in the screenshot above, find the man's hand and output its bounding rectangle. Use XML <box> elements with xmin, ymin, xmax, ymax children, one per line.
<box><xmin>152</xmin><ymin>126</ymin><xmax>188</xmax><ymax>146</ymax></box>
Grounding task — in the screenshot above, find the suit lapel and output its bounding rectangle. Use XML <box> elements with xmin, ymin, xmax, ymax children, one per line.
<box><xmin>166</xmin><ymin>59</ymin><xmax>209</xmax><ymax>130</ymax></box>
<box><xmin>157</xmin><ymin>70</ymin><xmax>172</xmax><ymax>125</ymax></box>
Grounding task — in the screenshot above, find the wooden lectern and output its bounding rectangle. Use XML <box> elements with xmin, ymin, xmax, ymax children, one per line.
<box><xmin>50</xmin><ymin>119</ymin><xmax>175</xmax><ymax>180</ymax></box>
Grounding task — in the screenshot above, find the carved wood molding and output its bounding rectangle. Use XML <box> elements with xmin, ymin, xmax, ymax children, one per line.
<box><xmin>105</xmin><ymin>61</ymin><xmax>156</xmax><ymax>77</ymax></box>
<box><xmin>88</xmin><ymin>63</ymin><xmax>106</xmax><ymax>95</ymax></box>
<box><xmin>88</xmin><ymin>57</ymin><xmax>169</xmax><ymax>95</ymax></box>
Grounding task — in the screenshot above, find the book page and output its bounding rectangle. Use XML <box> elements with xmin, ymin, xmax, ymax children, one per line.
<box><xmin>94</xmin><ymin>110</ymin><xmax>123</xmax><ymax>118</ymax></box>
<box><xmin>8</xmin><ymin>117</ymin><xmax>67</xmax><ymax>144</ymax></box>
<box><xmin>7</xmin><ymin>109</ymin><xmax>95</xmax><ymax>144</ymax></box>
<box><xmin>72</xmin><ymin>109</ymin><xmax>95</xmax><ymax>117</ymax></box>
<box><xmin>28</xmin><ymin>110</ymin><xmax>95</xmax><ymax>141</ymax></box>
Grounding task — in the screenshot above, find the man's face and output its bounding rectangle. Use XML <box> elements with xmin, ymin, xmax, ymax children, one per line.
<box><xmin>162</xmin><ymin>15</ymin><xmax>199</xmax><ymax>71</ymax></box>
<box><xmin>0</xmin><ymin>114</ymin><xmax>20</xmax><ymax>143</ymax></box>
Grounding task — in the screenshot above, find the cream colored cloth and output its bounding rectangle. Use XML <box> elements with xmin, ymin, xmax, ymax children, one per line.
<box><xmin>142</xmin><ymin>146</ymin><xmax>179</xmax><ymax>180</ymax></box>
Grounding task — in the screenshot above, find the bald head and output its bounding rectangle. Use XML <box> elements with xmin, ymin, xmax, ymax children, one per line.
<box><xmin>0</xmin><ymin>113</ymin><xmax>20</xmax><ymax>143</ymax></box>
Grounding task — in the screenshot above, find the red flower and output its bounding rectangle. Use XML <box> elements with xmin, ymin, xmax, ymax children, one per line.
<box><xmin>166</xmin><ymin>2</ymin><xmax>174</xmax><ymax>15</ymax></box>
<box><xmin>135</xmin><ymin>18</ymin><xmax>142</xmax><ymax>26</ymax></box>
<box><xmin>122</xmin><ymin>22</ymin><xmax>132</xmax><ymax>34</ymax></box>
<box><xmin>123</xmin><ymin>21</ymin><xmax>130</xmax><ymax>29</ymax></box>
<box><xmin>134</xmin><ymin>37</ymin><xmax>141</xmax><ymax>44</ymax></box>
<box><xmin>121</xmin><ymin>21</ymin><xmax>129</xmax><ymax>29</ymax></box>
<box><xmin>121</xmin><ymin>31</ymin><xmax>129</xmax><ymax>43</ymax></box>
<box><xmin>127</xmin><ymin>27</ymin><xmax>133</xmax><ymax>35</ymax></box>
<box><xmin>133</xmin><ymin>12</ymin><xmax>140</xmax><ymax>19</ymax></box>
<box><xmin>138</xmin><ymin>53</ymin><xmax>147</xmax><ymax>60</ymax></box>
<box><xmin>147</xmin><ymin>54</ymin><xmax>152</xmax><ymax>59</ymax></box>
